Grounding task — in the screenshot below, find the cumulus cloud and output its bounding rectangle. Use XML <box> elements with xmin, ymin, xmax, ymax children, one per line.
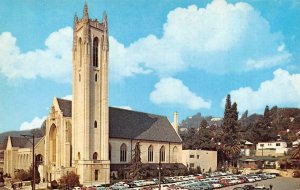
<box><xmin>0</xmin><ymin>27</ymin><xmax>72</xmax><ymax>82</ymax></box>
<box><xmin>110</xmin><ymin>0</ymin><xmax>291</xmax><ymax>81</ymax></box>
<box><xmin>0</xmin><ymin>0</ymin><xmax>291</xmax><ymax>83</ymax></box>
<box><xmin>20</xmin><ymin>116</ymin><xmax>47</xmax><ymax>131</ymax></box>
<box><xmin>113</xmin><ymin>106</ymin><xmax>133</xmax><ymax>110</ymax></box>
<box><xmin>222</xmin><ymin>69</ymin><xmax>300</xmax><ymax>113</ymax></box>
<box><xmin>150</xmin><ymin>77</ymin><xmax>211</xmax><ymax>110</ymax></box>
<box><xmin>62</xmin><ymin>95</ymin><xmax>72</xmax><ymax>100</ymax></box>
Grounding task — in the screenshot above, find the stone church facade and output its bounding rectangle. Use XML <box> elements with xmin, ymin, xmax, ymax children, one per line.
<box><xmin>37</xmin><ymin>4</ymin><xmax>182</xmax><ymax>185</ymax></box>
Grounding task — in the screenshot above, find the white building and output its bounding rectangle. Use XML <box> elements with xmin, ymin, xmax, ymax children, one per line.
<box><xmin>181</xmin><ymin>150</ymin><xmax>217</xmax><ymax>172</ymax></box>
<box><xmin>256</xmin><ymin>141</ymin><xmax>289</xmax><ymax>157</ymax></box>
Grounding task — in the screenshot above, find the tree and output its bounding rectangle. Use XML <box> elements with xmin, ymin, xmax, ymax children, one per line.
<box><xmin>200</xmin><ymin>119</ymin><xmax>208</xmax><ymax>128</ymax></box>
<box><xmin>221</xmin><ymin>95</ymin><xmax>240</xmax><ymax>167</ymax></box>
<box><xmin>14</xmin><ymin>169</ymin><xmax>31</xmax><ymax>181</ymax></box>
<box><xmin>128</xmin><ymin>142</ymin><xmax>145</xmax><ymax>180</ymax></box>
<box><xmin>194</xmin><ymin>128</ymin><xmax>215</xmax><ymax>150</ymax></box>
<box><xmin>0</xmin><ymin>172</ymin><xmax>4</xmax><ymax>187</ymax></box>
<box><xmin>182</xmin><ymin>127</ymin><xmax>197</xmax><ymax>149</ymax></box>
<box><xmin>59</xmin><ymin>171</ymin><xmax>80</xmax><ymax>189</ymax></box>
<box><xmin>29</xmin><ymin>164</ymin><xmax>40</xmax><ymax>184</ymax></box>
<box><xmin>241</xmin><ymin>110</ymin><xmax>248</xmax><ymax>119</ymax></box>
<box><xmin>290</xmin><ymin>144</ymin><xmax>300</xmax><ymax>159</ymax></box>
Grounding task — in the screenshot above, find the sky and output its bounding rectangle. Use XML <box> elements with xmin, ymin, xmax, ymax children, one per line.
<box><xmin>0</xmin><ymin>0</ymin><xmax>299</xmax><ymax>133</ymax></box>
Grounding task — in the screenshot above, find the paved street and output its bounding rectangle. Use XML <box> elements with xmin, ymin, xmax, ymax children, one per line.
<box><xmin>220</xmin><ymin>177</ymin><xmax>300</xmax><ymax>190</ymax></box>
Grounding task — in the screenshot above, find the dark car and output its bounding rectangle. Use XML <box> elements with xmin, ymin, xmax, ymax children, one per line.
<box><xmin>243</xmin><ymin>185</ymin><xmax>255</xmax><ymax>190</ymax></box>
<box><xmin>292</xmin><ymin>170</ymin><xmax>300</xmax><ymax>178</ymax></box>
<box><xmin>233</xmin><ymin>187</ymin><xmax>245</xmax><ymax>190</ymax></box>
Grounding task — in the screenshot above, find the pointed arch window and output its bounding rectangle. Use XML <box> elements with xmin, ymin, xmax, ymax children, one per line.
<box><xmin>160</xmin><ymin>146</ymin><xmax>165</xmax><ymax>162</ymax></box>
<box><xmin>93</xmin><ymin>37</ymin><xmax>99</xmax><ymax>67</ymax></box>
<box><xmin>173</xmin><ymin>146</ymin><xmax>178</xmax><ymax>163</ymax></box>
<box><xmin>93</xmin><ymin>152</ymin><xmax>98</xmax><ymax>160</ymax></box>
<box><xmin>148</xmin><ymin>145</ymin><xmax>153</xmax><ymax>162</ymax></box>
<box><xmin>120</xmin><ymin>143</ymin><xmax>127</xmax><ymax>162</ymax></box>
<box><xmin>79</xmin><ymin>38</ymin><xmax>82</xmax><ymax>67</ymax></box>
<box><xmin>78</xmin><ymin>152</ymin><xmax>81</xmax><ymax>160</ymax></box>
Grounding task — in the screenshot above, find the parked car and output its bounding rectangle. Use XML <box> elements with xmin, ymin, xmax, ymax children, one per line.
<box><xmin>243</xmin><ymin>185</ymin><xmax>255</xmax><ymax>190</ymax></box>
<box><xmin>94</xmin><ymin>184</ymin><xmax>105</xmax><ymax>190</ymax></box>
<box><xmin>253</xmin><ymin>186</ymin><xmax>269</xmax><ymax>190</ymax></box>
<box><xmin>233</xmin><ymin>187</ymin><xmax>245</xmax><ymax>190</ymax></box>
<box><xmin>73</xmin><ymin>187</ymin><xmax>81</xmax><ymax>190</ymax></box>
<box><xmin>292</xmin><ymin>170</ymin><xmax>300</xmax><ymax>178</ymax></box>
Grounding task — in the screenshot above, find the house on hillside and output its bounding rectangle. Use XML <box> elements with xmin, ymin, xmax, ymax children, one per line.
<box><xmin>240</xmin><ymin>140</ymin><xmax>255</xmax><ymax>156</ymax></box>
<box><xmin>256</xmin><ymin>141</ymin><xmax>290</xmax><ymax>157</ymax></box>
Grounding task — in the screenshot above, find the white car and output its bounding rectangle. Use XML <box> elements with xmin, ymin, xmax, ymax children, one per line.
<box><xmin>211</xmin><ymin>183</ymin><xmax>223</xmax><ymax>188</ymax></box>
<box><xmin>73</xmin><ymin>187</ymin><xmax>81</xmax><ymax>190</ymax></box>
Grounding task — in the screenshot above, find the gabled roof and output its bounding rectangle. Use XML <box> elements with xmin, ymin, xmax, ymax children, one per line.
<box><xmin>54</xmin><ymin>98</ymin><xmax>181</xmax><ymax>143</ymax></box>
<box><xmin>109</xmin><ymin>107</ymin><xmax>181</xmax><ymax>143</ymax></box>
<box><xmin>10</xmin><ymin>136</ymin><xmax>28</xmax><ymax>148</ymax></box>
<box><xmin>57</xmin><ymin>98</ymin><xmax>72</xmax><ymax>117</ymax></box>
<box><xmin>6</xmin><ymin>136</ymin><xmax>43</xmax><ymax>149</ymax></box>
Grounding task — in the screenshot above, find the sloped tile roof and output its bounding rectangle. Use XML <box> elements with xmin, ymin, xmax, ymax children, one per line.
<box><xmin>56</xmin><ymin>98</ymin><xmax>181</xmax><ymax>143</ymax></box>
<box><xmin>109</xmin><ymin>107</ymin><xmax>181</xmax><ymax>143</ymax></box>
<box><xmin>57</xmin><ymin>98</ymin><xmax>72</xmax><ymax>117</ymax></box>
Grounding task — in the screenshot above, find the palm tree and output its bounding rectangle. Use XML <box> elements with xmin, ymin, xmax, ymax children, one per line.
<box><xmin>222</xmin><ymin>143</ymin><xmax>241</xmax><ymax>167</ymax></box>
<box><xmin>290</xmin><ymin>144</ymin><xmax>300</xmax><ymax>159</ymax></box>
<box><xmin>290</xmin><ymin>144</ymin><xmax>300</xmax><ymax>169</ymax></box>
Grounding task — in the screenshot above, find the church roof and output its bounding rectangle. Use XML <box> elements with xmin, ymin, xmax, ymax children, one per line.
<box><xmin>109</xmin><ymin>107</ymin><xmax>181</xmax><ymax>143</ymax></box>
<box><xmin>56</xmin><ymin>98</ymin><xmax>181</xmax><ymax>143</ymax></box>
<box><xmin>7</xmin><ymin>136</ymin><xmax>43</xmax><ymax>149</ymax></box>
<box><xmin>57</xmin><ymin>98</ymin><xmax>72</xmax><ymax>117</ymax></box>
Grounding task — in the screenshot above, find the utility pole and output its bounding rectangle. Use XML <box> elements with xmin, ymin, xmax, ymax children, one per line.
<box><xmin>21</xmin><ymin>135</ymin><xmax>35</xmax><ymax>190</ymax></box>
<box><xmin>157</xmin><ymin>159</ymin><xmax>162</xmax><ymax>190</ymax></box>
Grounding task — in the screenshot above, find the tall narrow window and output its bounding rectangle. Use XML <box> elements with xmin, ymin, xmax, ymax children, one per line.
<box><xmin>160</xmin><ymin>146</ymin><xmax>165</xmax><ymax>162</ymax></box>
<box><xmin>93</xmin><ymin>37</ymin><xmax>99</xmax><ymax>67</ymax></box>
<box><xmin>78</xmin><ymin>152</ymin><xmax>81</xmax><ymax>160</ymax></box>
<box><xmin>120</xmin><ymin>143</ymin><xmax>127</xmax><ymax>162</ymax></box>
<box><xmin>109</xmin><ymin>143</ymin><xmax>112</xmax><ymax>161</ymax></box>
<box><xmin>95</xmin><ymin>170</ymin><xmax>99</xmax><ymax>181</ymax></box>
<box><xmin>173</xmin><ymin>146</ymin><xmax>178</xmax><ymax>163</ymax></box>
<box><xmin>148</xmin><ymin>145</ymin><xmax>153</xmax><ymax>162</ymax></box>
<box><xmin>79</xmin><ymin>74</ymin><xmax>81</xmax><ymax>82</ymax></box>
<box><xmin>95</xmin><ymin>73</ymin><xmax>98</xmax><ymax>82</ymax></box>
<box><xmin>93</xmin><ymin>152</ymin><xmax>98</xmax><ymax>160</ymax></box>
<box><xmin>79</xmin><ymin>38</ymin><xmax>82</xmax><ymax>67</ymax></box>
<box><xmin>94</xmin><ymin>121</ymin><xmax>97</xmax><ymax>128</ymax></box>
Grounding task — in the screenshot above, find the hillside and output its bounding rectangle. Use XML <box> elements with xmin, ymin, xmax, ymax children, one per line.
<box><xmin>0</xmin><ymin>121</ymin><xmax>45</xmax><ymax>144</ymax></box>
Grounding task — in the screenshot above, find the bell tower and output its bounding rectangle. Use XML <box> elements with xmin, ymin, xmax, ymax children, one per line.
<box><xmin>72</xmin><ymin>3</ymin><xmax>110</xmax><ymax>184</ymax></box>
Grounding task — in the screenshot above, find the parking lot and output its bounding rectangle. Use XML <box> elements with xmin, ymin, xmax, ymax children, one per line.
<box><xmin>106</xmin><ymin>172</ymin><xmax>294</xmax><ymax>190</ymax></box>
<box><xmin>220</xmin><ymin>177</ymin><xmax>300</xmax><ymax>190</ymax></box>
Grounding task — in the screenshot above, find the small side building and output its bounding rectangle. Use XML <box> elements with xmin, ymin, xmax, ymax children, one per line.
<box><xmin>181</xmin><ymin>150</ymin><xmax>217</xmax><ymax>172</ymax></box>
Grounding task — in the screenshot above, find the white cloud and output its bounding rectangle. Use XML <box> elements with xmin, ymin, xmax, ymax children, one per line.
<box><xmin>109</xmin><ymin>0</ymin><xmax>291</xmax><ymax>81</ymax></box>
<box><xmin>0</xmin><ymin>27</ymin><xmax>72</xmax><ymax>82</ymax></box>
<box><xmin>62</xmin><ymin>95</ymin><xmax>72</xmax><ymax>100</ymax></box>
<box><xmin>20</xmin><ymin>116</ymin><xmax>47</xmax><ymax>131</ymax></box>
<box><xmin>0</xmin><ymin>0</ymin><xmax>291</xmax><ymax>83</ymax></box>
<box><xmin>222</xmin><ymin>69</ymin><xmax>300</xmax><ymax>113</ymax></box>
<box><xmin>150</xmin><ymin>77</ymin><xmax>211</xmax><ymax>110</ymax></box>
<box><xmin>113</xmin><ymin>106</ymin><xmax>133</xmax><ymax>110</ymax></box>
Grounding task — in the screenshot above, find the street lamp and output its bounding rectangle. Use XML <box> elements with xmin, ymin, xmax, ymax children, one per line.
<box><xmin>21</xmin><ymin>134</ymin><xmax>35</xmax><ymax>190</ymax></box>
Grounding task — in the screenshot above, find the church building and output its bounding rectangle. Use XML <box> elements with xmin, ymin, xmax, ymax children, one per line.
<box><xmin>31</xmin><ymin>4</ymin><xmax>181</xmax><ymax>185</ymax></box>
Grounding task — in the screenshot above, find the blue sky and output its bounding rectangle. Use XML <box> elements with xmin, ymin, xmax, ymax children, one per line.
<box><xmin>0</xmin><ymin>0</ymin><xmax>299</xmax><ymax>132</ymax></box>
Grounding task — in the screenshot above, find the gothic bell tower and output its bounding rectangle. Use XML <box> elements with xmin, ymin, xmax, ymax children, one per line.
<box><xmin>72</xmin><ymin>3</ymin><xmax>110</xmax><ymax>184</ymax></box>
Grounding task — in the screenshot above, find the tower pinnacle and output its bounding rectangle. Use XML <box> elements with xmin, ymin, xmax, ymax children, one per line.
<box><xmin>83</xmin><ymin>2</ymin><xmax>89</xmax><ymax>18</ymax></box>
